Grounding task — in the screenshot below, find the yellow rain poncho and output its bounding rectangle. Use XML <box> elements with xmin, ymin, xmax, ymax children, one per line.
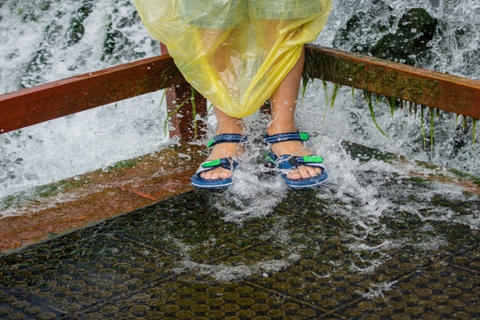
<box><xmin>134</xmin><ymin>0</ymin><xmax>332</xmax><ymax>118</ymax></box>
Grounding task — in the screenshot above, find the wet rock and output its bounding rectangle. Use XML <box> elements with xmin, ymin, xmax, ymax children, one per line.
<box><xmin>68</xmin><ymin>1</ymin><xmax>93</xmax><ymax>45</ymax></box>
<box><xmin>371</xmin><ymin>8</ymin><xmax>439</xmax><ymax>65</ymax></box>
<box><xmin>333</xmin><ymin>0</ymin><xmax>395</xmax><ymax>53</ymax></box>
<box><xmin>39</xmin><ymin>0</ymin><xmax>51</xmax><ymax>11</ymax></box>
<box><xmin>101</xmin><ymin>7</ymin><xmax>139</xmax><ymax>62</ymax></box>
<box><xmin>334</xmin><ymin>5</ymin><xmax>438</xmax><ymax>66</ymax></box>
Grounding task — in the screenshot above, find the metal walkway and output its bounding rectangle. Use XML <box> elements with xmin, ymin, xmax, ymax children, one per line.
<box><xmin>1</xmin><ymin>158</ymin><xmax>480</xmax><ymax>319</ymax></box>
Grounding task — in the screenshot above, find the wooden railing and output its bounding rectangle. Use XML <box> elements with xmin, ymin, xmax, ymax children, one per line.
<box><xmin>1</xmin><ymin>45</ymin><xmax>479</xmax><ymax>141</ymax></box>
<box><xmin>305</xmin><ymin>45</ymin><xmax>480</xmax><ymax>119</ymax></box>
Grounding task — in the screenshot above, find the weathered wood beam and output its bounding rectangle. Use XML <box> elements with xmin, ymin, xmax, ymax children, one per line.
<box><xmin>0</xmin><ymin>54</ymin><xmax>186</xmax><ymax>134</ymax></box>
<box><xmin>305</xmin><ymin>45</ymin><xmax>480</xmax><ymax>119</ymax></box>
<box><xmin>2</xmin><ymin>45</ymin><xmax>479</xmax><ymax>137</ymax></box>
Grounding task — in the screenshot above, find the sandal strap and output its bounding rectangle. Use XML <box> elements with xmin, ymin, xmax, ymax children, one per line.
<box><xmin>206</xmin><ymin>134</ymin><xmax>247</xmax><ymax>148</ymax></box>
<box><xmin>196</xmin><ymin>158</ymin><xmax>239</xmax><ymax>174</ymax></box>
<box><xmin>267</xmin><ymin>154</ymin><xmax>324</xmax><ymax>171</ymax></box>
<box><xmin>264</xmin><ymin>132</ymin><xmax>310</xmax><ymax>144</ymax></box>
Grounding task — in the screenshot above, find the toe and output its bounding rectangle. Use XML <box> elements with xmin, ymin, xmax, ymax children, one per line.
<box><xmin>200</xmin><ymin>167</ymin><xmax>233</xmax><ymax>181</ymax></box>
<box><xmin>298</xmin><ymin>166</ymin><xmax>311</xmax><ymax>179</ymax></box>
<box><xmin>218</xmin><ymin>169</ymin><xmax>232</xmax><ymax>179</ymax></box>
<box><xmin>287</xmin><ymin>169</ymin><xmax>302</xmax><ymax>180</ymax></box>
<box><xmin>210</xmin><ymin>170</ymin><xmax>220</xmax><ymax>180</ymax></box>
<box><xmin>305</xmin><ymin>166</ymin><xmax>319</xmax><ymax>177</ymax></box>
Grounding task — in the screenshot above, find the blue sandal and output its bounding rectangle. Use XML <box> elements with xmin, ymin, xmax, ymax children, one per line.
<box><xmin>191</xmin><ymin>134</ymin><xmax>247</xmax><ymax>189</ymax></box>
<box><xmin>264</xmin><ymin>132</ymin><xmax>329</xmax><ymax>189</ymax></box>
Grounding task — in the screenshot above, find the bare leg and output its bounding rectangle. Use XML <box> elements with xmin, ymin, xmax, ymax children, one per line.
<box><xmin>201</xmin><ymin>28</ymin><xmax>234</xmax><ymax>73</ymax></box>
<box><xmin>200</xmin><ymin>107</ymin><xmax>244</xmax><ymax>180</ymax></box>
<box><xmin>198</xmin><ymin>29</ymin><xmax>245</xmax><ymax>180</ymax></box>
<box><xmin>267</xmin><ymin>47</ymin><xmax>322</xmax><ymax>180</ymax></box>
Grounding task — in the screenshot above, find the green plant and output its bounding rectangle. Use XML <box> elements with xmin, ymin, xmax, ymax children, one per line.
<box><xmin>364</xmin><ymin>91</ymin><xmax>388</xmax><ymax>138</ymax></box>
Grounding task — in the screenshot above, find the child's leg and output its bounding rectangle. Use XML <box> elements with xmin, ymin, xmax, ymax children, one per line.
<box><xmin>267</xmin><ymin>47</ymin><xmax>322</xmax><ymax>180</ymax></box>
<box><xmin>197</xmin><ymin>28</ymin><xmax>246</xmax><ymax>180</ymax></box>
<box><xmin>201</xmin><ymin>28</ymin><xmax>233</xmax><ymax>73</ymax></box>
<box><xmin>200</xmin><ymin>107</ymin><xmax>244</xmax><ymax>180</ymax></box>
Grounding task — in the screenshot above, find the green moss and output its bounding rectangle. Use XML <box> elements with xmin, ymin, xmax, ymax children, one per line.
<box><xmin>449</xmin><ymin>169</ymin><xmax>480</xmax><ymax>187</ymax></box>
<box><xmin>416</xmin><ymin>161</ymin><xmax>437</xmax><ymax>170</ymax></box>
<box><xmin>159</xmin><ymin>64</ymin><xmax>181</xmax><ymax>89</ymax></box>
<box><xmin>473</xmin><ymin>119</ymin><xmax>477</xmax><ymax>149</ymax></box>
<box><xmin>365</xmin><ymin>91</ymin><xmax>388</xmax><ymax>138</ymax></box>
<box><xmin>425</xmin><ymin>80</ymin><xmax>441</xmax><ymax>99</ymax></box>
<box><xmin>409</xmin><ymin>80</ymin><xmax>424</xmax><ymax>101</ymax></box>
<box><xmin>304</xmin><ymin>48</ymin><xmax>365</xmax><ymax>89</ymax></box>
<box><xmin>330</xmin><ymin>83</ymin><xmax>342</xmax><ymax>109</ymax></box>
<box><xmin>389</xmin><ymin>96</ymin><xmax>396</xmax><ymax>117</ymax></box>
<box><xmin>384</xmin><ymin>72</ymin><xmax>396</xmax><ymax>85</ymax></box>
<box><xmin>322</xmin><ymin>80</ymin><xmax>329</xmax><ymax>104</ymax></box>
<box><xmin>430</xmin><ymin>107</ymin><xmax>435</xmax><ymax>152</ymax></box>
<box><xmin>0</xmin><ymin>193</ymin><xmax>25</xmax><ymax>211</ymax></box>
<box><xmin>341</xmin><ymin>141</ymin><xmax>398</xmax><ymax>162</ymax></box>
<box><xmin>420</xmin><ymin>106</ymin><xmax>427</xmax><ymax>149</ymax></box>
<box><xmin>34</xmin><ymin>185</ymin><xmax>59</xmax><ymax>198</ymax></box>
<box><xmin>39</xmin><ymin>0</ymin><xmax>51</xmax><ymax>11</ymax></box>
<box><xmin>431</xmin><ymin>194</ymin><xmax>458</xmax><ymax>208</ymax></box>
<box><xmin>105</xmin><ymin>159</ymin><xmax>138</xmax><ymax>172</ymax></box>
<box><xmin>0</xmin><ymin>175</ymin><xmax>93</xmax><ymax>211</ymax></box>
<box><xmin>407</xmin><ymin>177</ymin><xmax>430</xmax><ymax>187</ymax></box>
<box><xmin>303</xmin><ymin>46</ymin><xmax>476</xmax><ymax>150</ymax></box>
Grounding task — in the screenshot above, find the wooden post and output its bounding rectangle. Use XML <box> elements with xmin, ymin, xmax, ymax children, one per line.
<box><xmin>160</xmin><ymin>43</ymin><xmax>207</xmax><ymax>141</ymax></box>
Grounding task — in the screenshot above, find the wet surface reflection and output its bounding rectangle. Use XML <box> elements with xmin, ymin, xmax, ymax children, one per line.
<box><xmin>1</xmin><ymin>172</ymin><xmax>480</xmax><ymax>319</ymax></box>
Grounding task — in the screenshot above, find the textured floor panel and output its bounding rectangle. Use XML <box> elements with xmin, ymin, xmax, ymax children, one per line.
<box><xmin>0</xmin><ymin>226</ymin><xmax>177</xmax><ymax>314</ymax></box>
<box><xmin>0</xmin><ymin>286</ymin><xmax>64</xmax><ymax>320</ymax></box>
<box><xmin>337</xmin><ymin>261</ymin><xmax>480</xmax><ymax>319</ymax></box>
<box><xmin>97</xmin><ymin>191</ymin><xmax>279</xmax><ymax>263</ymax></box>
<box><xmin>0</xmin><ymin>171</ymin><xmax>479</xmax><ymax>319</ymax></box>
<box><xmin>80</xmin><ymin>276</ymin><xmax>326</xmax><ymax>319</ymax></box>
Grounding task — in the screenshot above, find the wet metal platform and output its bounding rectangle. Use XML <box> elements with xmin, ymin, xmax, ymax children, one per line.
<box><xmin>1</xmin><ymin>145</ymin><xmax>480</xmax><ymax>319</ymax></box>
<box><xmin>2</xmin><ymin>38</ymin><xmax>480</xmax><ymax>319</ymax></box>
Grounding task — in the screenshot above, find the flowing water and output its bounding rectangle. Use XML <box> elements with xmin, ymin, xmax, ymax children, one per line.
<box><xmin>0</xmin><ymin>0</ymin><xmax>166</xmax><ymax>198</ymax></box>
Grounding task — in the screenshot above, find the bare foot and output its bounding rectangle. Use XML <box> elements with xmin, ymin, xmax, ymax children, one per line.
<box><xmin>200</xmin><ymin>142</ymin><xmax>244</xmax><ymax>180</ymax></box>
<box><xmin>268</xmin><ymin>133</ymin><xmax>322</xmax><ymax>180</ymax></box>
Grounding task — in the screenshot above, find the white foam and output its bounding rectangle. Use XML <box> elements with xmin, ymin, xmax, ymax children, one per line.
<box><xmin>176</xmin><ymin>254</ymin><xmax>300</xmax><ymax>282</ymax></box>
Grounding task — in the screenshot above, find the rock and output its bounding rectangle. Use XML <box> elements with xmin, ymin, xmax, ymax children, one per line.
<box><xmin>333</xmin><ymin>0</ymin><xmax>395</xmax><ymax>54</ymax></box>
<box><xmin>371</xmin><ymin>8</ymin><xmax>439</xmax><ymax>65</ymax></box>
<box><xmin>68</xmin><ymin>1</ymin><xmax>94</xmax><ymax>45</ymax></box>
<box><xmin>334</xmin><ymin>6</ymin><xmax>439</xmax><ymax>66</ymax></box>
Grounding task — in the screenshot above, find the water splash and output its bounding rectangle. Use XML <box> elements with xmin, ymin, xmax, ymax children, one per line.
<box><xmin>0</xmin><ymin>0</ymin><xmax>164</xmax><ymax>198</ymax></box>
<box><xmin>1</xmin><ymin>0</ymin><xmax>480</xmax><ymax>200</ymax></box>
